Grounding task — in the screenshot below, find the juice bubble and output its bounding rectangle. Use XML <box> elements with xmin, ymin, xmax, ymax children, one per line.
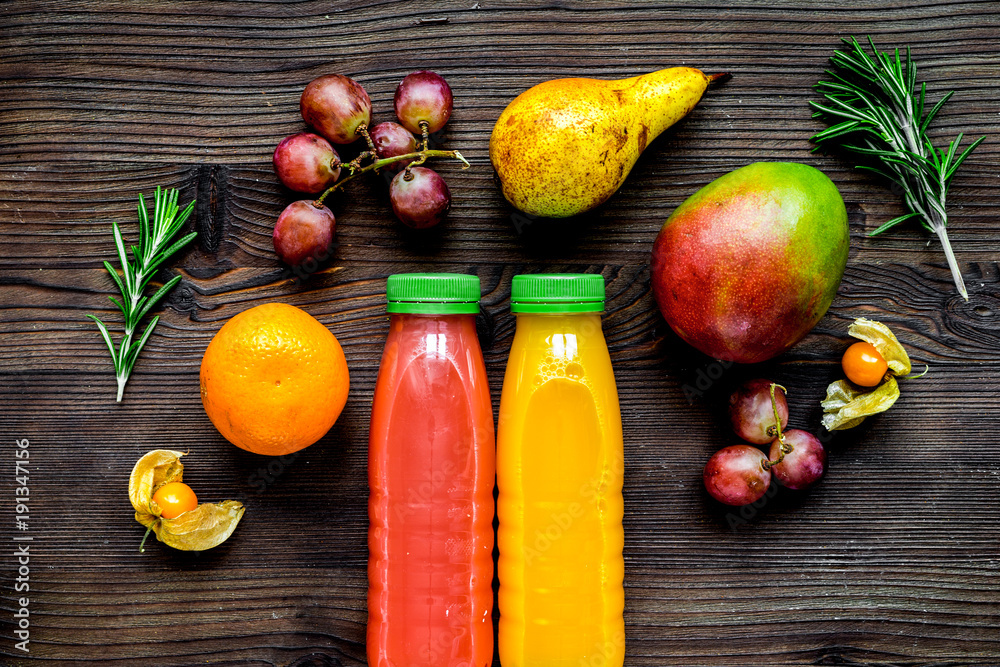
<box><xmin>565</xmin><ymin>362</ymin><xmax>584</xmax><ymax>379</ymax></box>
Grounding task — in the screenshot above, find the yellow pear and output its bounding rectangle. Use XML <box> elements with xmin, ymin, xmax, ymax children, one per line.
<box><xmin>490</xmin><ymin>67</ymin><xmax>726</xmax><ymax>218</ymax></box>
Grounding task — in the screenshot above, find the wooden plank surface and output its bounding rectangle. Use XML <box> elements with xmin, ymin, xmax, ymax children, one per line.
<box><xmin>1</xmin><ymin>1</ymin><xmax>999</xmax><ymax>665</ymax></box>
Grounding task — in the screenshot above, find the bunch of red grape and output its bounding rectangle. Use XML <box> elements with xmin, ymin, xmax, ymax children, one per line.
<box><xmin>271</xmin><ymin>71</ymin><xmax>464</xmax><ymax>267</ymax></box>
<box><xmin>703</xmin><ymin>379</ymin><xmax>827</xmax><ymax>506</ymax></box>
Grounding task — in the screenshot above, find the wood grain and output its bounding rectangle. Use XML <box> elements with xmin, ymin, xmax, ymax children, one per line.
<box><xmin>2</xmin><ymin>1</ymin><xmax>999</xmax><ymax>665</ymax></box>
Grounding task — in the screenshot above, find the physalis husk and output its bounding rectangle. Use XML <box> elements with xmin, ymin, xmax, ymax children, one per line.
<box><xmin>821</xmin><ymin>318</ymin><xmax>925</xmax><ymax>430</ymax></box>
<box><xmin>129</xmin><ymin>450</ymin><xmax>244</xmax><ymax>552</ymax></box>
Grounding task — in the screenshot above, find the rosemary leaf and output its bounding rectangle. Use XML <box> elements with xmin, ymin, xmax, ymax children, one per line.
<box><xmin>89</xmin><ymin>187</ymin><xmax>197</xmax><ymax>402</ymax></box>
<box><xmin>869</xmin><ymin>212</ymin><xmax>921</xmax><ymax>237</ymax></box>
<box><xmin>811</xmin><ymin>35</ymin><xmax>985</xmax><ymax>301</ymax></box>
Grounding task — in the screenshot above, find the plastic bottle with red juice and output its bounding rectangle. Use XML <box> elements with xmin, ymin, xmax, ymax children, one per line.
<box><xmin>367</xmin><ymin>273</ymin><xmax>495</xmax><ymax>667</ymax></box>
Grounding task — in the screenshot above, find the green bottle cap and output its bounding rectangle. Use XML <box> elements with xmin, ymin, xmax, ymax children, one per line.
<box><xmin>510</xmin><ymin>273</ymin><xmax>605</xmax><ymax>313</ymax></box>
<box><xmin>386</xmin><ymin>273</ymin><xmax>481</xmax><ymax>315</ymax></box>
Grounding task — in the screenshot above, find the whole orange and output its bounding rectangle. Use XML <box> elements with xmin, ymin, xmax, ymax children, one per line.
<box><xmin>200</xmin><ymin>303</ymin><xmax>349</xmax><ymax>456</ymax></box>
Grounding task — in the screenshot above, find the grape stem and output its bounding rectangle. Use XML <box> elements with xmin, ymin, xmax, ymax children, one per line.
<box><xmin>762</xmin><ymin>383</ymin><xmax>790</xmax><ymax>471</ymax></box>
<box><xmin>403</xmin><ymin>120</ymin><xmax>434</xmax><ymax>181</ymax></box>
<box><xmin>313</xmin><ymin>148</ymin><xmax>469</xmax><ymax>207</ymax></box>
<box><xmin>356</xmin><ymin>123</ymin><xmax>377</xmax><ymax>154</ymax></box>
<box><xmin>345</xmin><ymin>150</ymin><xmax>377</xmax><ymax>172</ymax></box>
<box><xmin>419</xmin><ymin>120</ymin><xmax>431</xmax><ymax>151</ymax></box>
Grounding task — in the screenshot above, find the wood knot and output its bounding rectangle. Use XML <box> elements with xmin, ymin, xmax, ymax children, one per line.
<box><xmin>944</xmin><ymin>290</ymin><xmax>1000</xmax><ymax>356</ymax></box>
<box><xmin>195</xmin><ymin>165</ymin><xmax>227</xmax><ymax>253</ymax></box>
<box><xmin>167</xmin><ymin>284</ymin><xmax>196</xmax><ymax>312</ymax></box>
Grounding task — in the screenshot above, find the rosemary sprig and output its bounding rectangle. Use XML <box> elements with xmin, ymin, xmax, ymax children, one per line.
<box><xmin>810</xmin><ymin>35</ymin><xmax>985</xmax><ymax>301</ymax></box>
<box><xmin>87</xmin><ymin>187</ymin><xmax>197</xmax><ymax>402</ymax></box>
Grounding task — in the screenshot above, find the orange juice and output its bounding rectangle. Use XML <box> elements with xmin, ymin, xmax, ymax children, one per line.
<box><xmin>497</xmin><ymin>274</ymin><xmax>625</xmax><ymax>666</ymax></box>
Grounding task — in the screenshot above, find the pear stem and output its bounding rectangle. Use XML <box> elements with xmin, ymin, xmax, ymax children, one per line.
<box><xmin>707</xmin><ymin>72</ymin><xmax>732</xmax><ymax>85</ymax></box>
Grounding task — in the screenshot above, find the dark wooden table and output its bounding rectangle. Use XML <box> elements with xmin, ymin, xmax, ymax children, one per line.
<box><xmin>2</xmin><ymin>1</ymin><xmax>999</xmax><ymax>665</ymax></box>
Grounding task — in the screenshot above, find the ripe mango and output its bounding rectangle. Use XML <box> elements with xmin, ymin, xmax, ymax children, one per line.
<box><xmin>651</xmin><ymin>162</ymin><xmax>849</xmax><ymax>364</ymax></box>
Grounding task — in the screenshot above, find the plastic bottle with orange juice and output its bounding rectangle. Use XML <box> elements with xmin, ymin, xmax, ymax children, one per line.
<box><xmin>497</xmin><ymin>273</ymin><xmax>625</xmax><ymax>666</ymax></box>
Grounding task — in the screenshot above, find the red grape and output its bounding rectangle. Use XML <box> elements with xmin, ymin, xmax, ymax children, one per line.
<box><xmin>272</xmin><ymin>200</ymin><xmax>336</xmax><ymax>266</ymax></box>
<box><xmin>394</xmin><ymin>70</ymin><xmax>453</xmax><ymax>134</ymax></box>
<box><xmin>389</xmin><ymin>167</ymin><xmax>451</xmax><ymax>229</ymax></box>
<box><xmin>272</xmin><ymin>132</ymin><xmax>341</xmax><ymax>194</ymax></box>
<box><xmin>703</xmin><ymin>445</ymin><xmax>771</xmax><ymax>506</ymax></box>
<box><xmin>729</xmin><ymin>379</ymin><xmax>789</xmax><ymax>445</ymax></box>
<box><xmin>769</xmin><ymin>430</ymin><xmax>826</xmax><ymax>490</ymax></box>
<box><xmin>300</xmin><ymin>74</ymin><xmax>372</xmax><ymax>144</ymax></box>
<box><xmin>370</xmin><ymin>121</ymin><xmax>418</xmax><ymax>171</ymax></box>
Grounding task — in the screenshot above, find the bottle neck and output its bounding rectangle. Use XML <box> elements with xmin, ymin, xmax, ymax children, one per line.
<box><xmin>514</xmin><ymin>311</ymin><xmax>604</xmax><ymax>338</ymax></box>
<box><xmin>388</xmin><ymin>312</ymin><xmax>478</xmax><ymax>338</ymax></box>
<box><xmin>389</xmin><ymin>312</ymin><xmax>476</xmax><ymax>322</ymax></box>
<box><xmin>514</xmin><ymin>311</ymin><xmax>602</xmax><ymax>320</ymax></box>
